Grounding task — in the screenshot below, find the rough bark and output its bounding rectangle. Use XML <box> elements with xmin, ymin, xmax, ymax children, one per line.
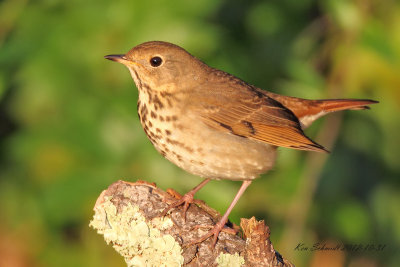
<box><xmin>90</xmin><ymin>180</ymin><xmax>295</xmax><ymax>267</ymax></box>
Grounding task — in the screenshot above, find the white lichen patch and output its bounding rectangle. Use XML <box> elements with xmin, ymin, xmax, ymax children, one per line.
<box><xmin>216</xmin><ymin>252</ymin><xmax>245</xmax><ymax>267</ymax></box>
<box><xmin>90</xmin><ymin>197</ymin><xmax>183</xmax><ymax>267</ymax></box>
<box><xmin>151</xmin><ymin>216</ymin><xmax>174</xmax><ymax>231</ymax></box>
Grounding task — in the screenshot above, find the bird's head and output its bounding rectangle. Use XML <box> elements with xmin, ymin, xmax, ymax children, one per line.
<box><xmin>105</xmin><ymin>41</ymin><xmax>205</xmax><ymax>92</ymax></box>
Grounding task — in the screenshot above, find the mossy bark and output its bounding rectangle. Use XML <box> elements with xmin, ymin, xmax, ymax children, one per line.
<box><xmin>90</xmin><ymin>180</ymin><xmax>295</xmax><ymax>267</ymax></box>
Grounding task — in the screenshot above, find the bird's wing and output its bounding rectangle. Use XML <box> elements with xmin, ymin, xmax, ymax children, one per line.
<box><xmin>190</xmin><ymin>80</ymin><xmax>327</xmax><ymax>153</ymax></box>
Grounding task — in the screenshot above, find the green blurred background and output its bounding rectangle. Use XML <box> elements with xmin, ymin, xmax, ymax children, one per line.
<box><xmin>0</xmin><ymin>0</ymin><xmax>399</xmax><ymax>266</ymax></box>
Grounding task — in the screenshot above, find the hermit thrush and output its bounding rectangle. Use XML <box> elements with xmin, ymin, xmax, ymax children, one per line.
<box><xmin>105</xmin><ymin>41</ymin><xmax>377</xmax><ymax>246</ymax></box>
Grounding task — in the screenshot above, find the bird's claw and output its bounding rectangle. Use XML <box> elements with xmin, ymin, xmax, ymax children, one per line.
<box><xmin>185</xmin><ymin>219</ymin><xmax>236</xmax><ymax>247</ymax></box>
<box><xmin>161</xmin><ymin>190</ymin><xmax>200</xmax><ymax>221</ymax></box>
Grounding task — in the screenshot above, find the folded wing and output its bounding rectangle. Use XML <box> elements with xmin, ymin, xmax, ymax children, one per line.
<box><xmin>191</xmin><ymin>81</ymin><xmax>328</xmax><ymax>153</ymax></box>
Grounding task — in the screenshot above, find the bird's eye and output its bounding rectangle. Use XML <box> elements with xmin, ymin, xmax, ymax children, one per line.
<box><xmin>150</xmin><ymin>56</ymin><xmax>162</xmax><ymax>67</ymax></box>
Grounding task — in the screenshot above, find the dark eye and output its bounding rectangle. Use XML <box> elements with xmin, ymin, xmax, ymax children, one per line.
<box><xmin>150</xmin><ymin>56</ymin><xmax>162</xmax><ymax>67</ymax></box>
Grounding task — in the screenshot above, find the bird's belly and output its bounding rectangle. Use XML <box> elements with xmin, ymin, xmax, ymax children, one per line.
<box><xmin>172</xmin><ymin>130</ymin><xmax>277</xmax><ymax>180</ymax></box>
<box><xmin>141</xmin><ymin>110</ymin><xmax>277</xmax><ymax>180</ymax></box>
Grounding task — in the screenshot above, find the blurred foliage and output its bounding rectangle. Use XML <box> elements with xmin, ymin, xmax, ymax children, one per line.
<box><xmin>0</xmin><ymin>0</ymin><xmax>399</xmax><ymax>266</ymax></box>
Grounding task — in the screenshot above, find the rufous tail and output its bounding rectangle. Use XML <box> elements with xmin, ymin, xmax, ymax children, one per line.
<box><xmin>299</xmin><ymin>97</ymin><xmax>376</xmax><ymax>115</ymax></box>
<box><xmin>266</xmin><ymin>92</ymin><xmax>378</xmax><ymax>128</ymax></box>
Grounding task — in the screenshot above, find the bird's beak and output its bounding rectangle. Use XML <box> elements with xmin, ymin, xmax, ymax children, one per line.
<box><xmin>104</xmin><ymin>54</ymin><xmax>132</xmax><ymax>66</ymax></box>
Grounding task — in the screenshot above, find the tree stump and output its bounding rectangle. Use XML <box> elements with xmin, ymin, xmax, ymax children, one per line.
<box><xmin>90</xmin><ymin>180</ymin><xmax>295</xmax><ymax>267</ymax></box>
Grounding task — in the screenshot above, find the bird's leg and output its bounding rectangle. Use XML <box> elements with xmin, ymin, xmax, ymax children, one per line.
<box><xmin>161</xmin><ymin>178</ymin><xmax>211</xmax><ymax>220</ymax></box>
<box><xmin>188</xmin><ymin>180</ymin><xmax>252</xmax><ymax>247</ymax></box>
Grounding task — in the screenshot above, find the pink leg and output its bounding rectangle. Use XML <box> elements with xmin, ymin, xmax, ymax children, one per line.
<box><xmin>162</xmin><ymin>178</ymin><xmax>211</xmax><ymax>220</ymax></box>
<box><xmin>189</xmin><ymin>180</ymin><xmax>252</xmax><ymax>247</ymax></box>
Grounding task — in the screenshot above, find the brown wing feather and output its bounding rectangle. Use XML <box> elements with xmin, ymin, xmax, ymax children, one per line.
<box><xmin>192</xmin><ymin>82</ymin><xmax>328</xmax><ymax>153</ymax></box>
<box><xmin>249</xmin><ymin>124</ymin><xmax>327</xmax><ymax>152</ymax></box>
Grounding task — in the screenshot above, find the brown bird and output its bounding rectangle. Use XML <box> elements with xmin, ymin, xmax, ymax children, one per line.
<box><xmin>105</xmin><ymin>41</ymin><xmax>377</xmax><ymax>246</ymax></box>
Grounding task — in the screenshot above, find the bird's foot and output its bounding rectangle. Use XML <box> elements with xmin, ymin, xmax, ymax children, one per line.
<box><xmin>161</xmin><ymin>189</ymin><xmax>203</xmax><ymax>221</ymax></box>
<box><xmin>160</xmin><ymin>179</ymin><xmax>211</xmax><ymax>221</ymax></box>
<box><xmin>186</xmin><ymin>217</ymin><xmax>236</xmax><ymax>247</ymax></box>
<box><xmin>192</xmin><ymin>224</ymin><xmax>237</xmax><ymax>235</ymax></box>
